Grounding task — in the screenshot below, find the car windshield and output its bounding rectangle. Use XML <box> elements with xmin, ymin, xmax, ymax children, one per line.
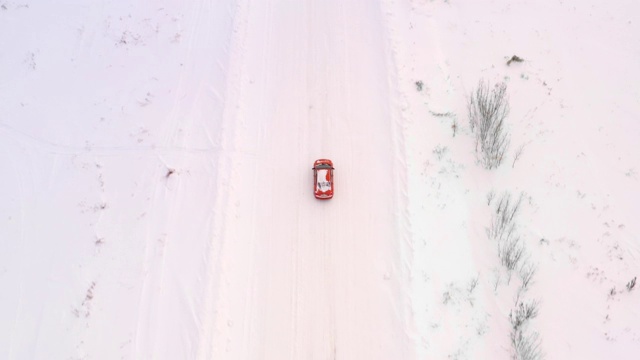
<box><xmin>316</xmin><ymin>169</ymin><xmax>331</xmax><ymax>191</ymax></box>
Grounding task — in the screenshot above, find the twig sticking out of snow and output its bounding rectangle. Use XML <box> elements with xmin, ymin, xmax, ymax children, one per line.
<box><xmin>507</xmin><ymin>55</ymin><xmax>524</xmax><ymax>66</ymax></box>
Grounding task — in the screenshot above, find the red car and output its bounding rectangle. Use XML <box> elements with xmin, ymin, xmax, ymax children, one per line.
<box><xmin>312</xmin><ymin>159</ymin><xmax>334</xmax><ymax>199</ymax></box>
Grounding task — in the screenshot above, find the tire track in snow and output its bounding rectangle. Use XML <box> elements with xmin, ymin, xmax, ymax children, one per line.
<box><xmin>0</xmin><ymin>123</ymin><xmax>223</xmax><ymax>156</ymax></box>
<box><xmin>290</xmin><ymin>2</ymin><xmax>308</xmax><ymax>355</ymax></box>
<box><xmin>304</xmin><ymin>1</ymin><xmax>338</xmax><ymax>356</ymax></box>
<box><xmin>241</xmin><ymin>0</ymin><xmax>272</xmax><ymax>354</ymax></box>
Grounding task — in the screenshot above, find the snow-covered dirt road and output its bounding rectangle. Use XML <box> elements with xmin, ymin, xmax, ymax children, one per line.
<box><xmin>202</xmin><ymin>1</ymin><xmax>413</xmax><ymax>358</ymax></box>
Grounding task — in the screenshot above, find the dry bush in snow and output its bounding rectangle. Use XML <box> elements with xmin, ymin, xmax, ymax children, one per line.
<box><xmin>499</xmin><ymin>235</ymin><xmax>525</xmax><ymax>273</ymax></box>
<box><xmin>510</xmin><ymin>300</ymin><xmax>539</xmax><ymax>330</ymax></box>
<box><xmin>519</xmin><ymin>261</ymin><xmax>537</xmax><ymax>290</ymax></box>
<box><xmin>489</xmin><ymin>193</ymin><xmax>538</xmax><ymax>287</ymax></box>
<box><xmin>468</xmin><ymin>80</ymin><xmax>511</xmax><ymax>169</ymax></box>
<box><xmin>509</xmin><ymin>301</ymin><xmax>543</xmax><ymax>360</ymax></box>
<box><xmin>512</xmin><ymin>143</ymin><xmax>526</xmax><ymax>168</ymax></box>
<box><xmin>489</xmin><ymin>193</ymin><xmax>523</xmax><ymax>243</ymax></box>
<box><xmin>487</xmin><ymin>192</ymin><xmax>543</xmax><ymax>359</ymax></box>
<box><xmin>507</xmin><ymin>55</ymin><xmax>524</xmax><ymax>66</ymax></box>
<box><xmin>511</xmin><ymin>329</ymin><xmax>543</xmax><ymax>360</ymax></box>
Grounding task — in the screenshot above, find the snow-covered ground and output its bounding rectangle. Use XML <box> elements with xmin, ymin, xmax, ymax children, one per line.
<box><xmin>1</xmin><ymin>0</ymin><xmax>639</xmax><ymax>359</ymax></box>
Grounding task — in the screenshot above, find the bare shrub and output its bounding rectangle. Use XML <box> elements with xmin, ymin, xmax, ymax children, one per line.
<box><xmin>512</xmin><ymin>144</ymin><xmax>525</xmax><ymax>168</ymax></box>
<box><xmin>487</xmin><ymin>192</ymin><xmax>543</xmax><ymax>359</ymax></box>
<box><xmin>510</xmin><ymin>300</ymin><xmax>543</xmax><ymax>360</ymax></box>
<box><xmin>511</xmin><ymin>330</ymin><xmax>543</xmax><ymax>360</ymax></box>
<box><xmin>499</xmin><ymin>236</ymin><xmax>525</xmax><ymax>273</ymax></box>
<box><xmin>489</xmin><ymin>193</ymin><xmax>523</xmax><ymax>242</ymax></box>
<box><xmin>519</xmin><ymin>261</ymin><xmax>537</xmax><ymax>290</ymax></box>
<box><xmin>510</xmin><ymin>300</ymin><xmax>539</xmax><ymax>328</ymax></box>
<box><xmin>468</xmin><ymin>80</ymin><xmax>511</xmax><ymax>169</ymax></box>
<box><xmin>467</xmin><ymin>274</ymin><xmax>480</xmax><ymax>306</ymax></box>
<box><xmin>468</xmin><ymin>275</ymin><xmax>480</xmax><ymax>294</ymax></box>
<box><xmin>433</xmin><ymin>145</ymin><xmax>448</xmax><ymax>160</ymax></box>
<box><xmin>487</xmin><ymin>189</ymin><xmax>496</xmax><ymax>205</ymax></box>
<box><xmin>627</xmin><ymin>276</ymin><xmax>637</xmax><ymax>291</ymax></box>
<box><xmin>507</xmin><ymin>55</ymin><xmax>524</xmax><ymax>66</ymax></box>
<box><xmin>489</xmin><ymin>193</ymin><xmax>527</xmax><ymax>283</ymax></box>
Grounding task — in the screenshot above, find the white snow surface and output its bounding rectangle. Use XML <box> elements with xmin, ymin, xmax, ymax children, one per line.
<box><xmin>1</xmin><ymin>0</ymin><xmax>639</xmax><ymax>359</ymax></box>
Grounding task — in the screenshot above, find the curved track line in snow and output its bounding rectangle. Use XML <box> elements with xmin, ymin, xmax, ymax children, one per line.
<box><xmin>0</xmin><ymin>123</ymin><xmax>223</xmax><ymax>156</ymax></box>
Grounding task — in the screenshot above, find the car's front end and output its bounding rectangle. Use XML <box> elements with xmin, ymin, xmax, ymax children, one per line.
<box><xmin>313</xmin><ymin>159</ymin><xmax>334</xmax><ymax>199</ymax></box>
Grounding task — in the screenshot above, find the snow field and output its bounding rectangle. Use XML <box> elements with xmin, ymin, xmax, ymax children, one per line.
<box><xmin>1</xmin><ymin>0</ymin><xmax>639</xmax><ymax>359</ymax></box>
